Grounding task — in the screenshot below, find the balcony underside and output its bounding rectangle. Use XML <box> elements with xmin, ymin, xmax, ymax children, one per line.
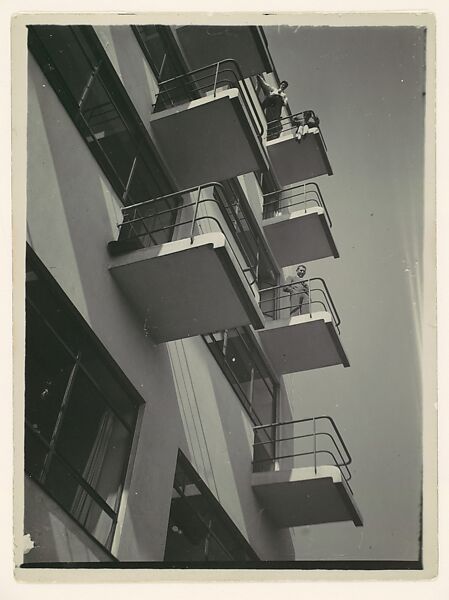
<box><xmin>176</xmin><ymin>26</ymin><xmax>273</xmax><ymax>78</ymax></box>
<box><xmin>252</xmin><ymin>465</ymin><xmax>363</xmax><ymax>528</ymax></box>
<box><xmin>257</xmin><ymin>312</ymin><xmax>349</xmax><ymax>374</ymax></box>
<box><xmin>267</xmin><ymin>132</ymin><xmax>332</xmax><ymax>187</ymax></box>
<box><xmin>263</xmin><ymin>207</ymin><xmax>339</xmax><ymax>267</ymax></box>
<box><xmin>109</xmin><ymin>233</ymin><xmax>264</xmax><ymax>343</ymax></box>
<box><xmin>150</xmin><ymin>89</ymin><xmax>269</xmax><ymax>189</ymax></box>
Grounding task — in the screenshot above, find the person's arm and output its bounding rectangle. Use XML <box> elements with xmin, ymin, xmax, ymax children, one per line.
<box><xmin>257</xmin><ymin>75</ymin><xmax>276</xmax><ymax>96</ymax></box>
<box><xmin>283</xmin><ymin>276</ymin><xmax>294</xmax><ymax>292</ymax></box>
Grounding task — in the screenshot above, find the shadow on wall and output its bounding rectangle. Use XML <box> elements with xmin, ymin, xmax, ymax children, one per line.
<box><xmin>23</xmin><ymin>478</ymin><xmax>112</xmax><ymax>563</ymax></box>
<box><xmin>108</xmin><ymin>26</ymin><xmax>158</xmax><ymax>124</ymax></box>
<box><xmin>212</xmin><ymin>374</ymin><xmax>296</xmax><ymax>560</ymax></box>
<box><xmin>28</xmin><ymin>60</ymin><xmax>176</xmax><ymax>384</ymax></box>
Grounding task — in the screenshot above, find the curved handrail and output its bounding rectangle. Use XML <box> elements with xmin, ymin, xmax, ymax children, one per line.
<box><xmin>262</xmin><ymin>181</ymin><xmax>333</xmax><ymax>228</ymax></box>
<box><xmin>251</xmin><ymin>415</ymin><xmax>354</xmax><ymax>492</ymax></box>
<box><xmin>117</xmin><ymin>187</ymin><xmax>262</xmax><ymax>292</ymax></box>
<box><xmin>120</xmin><ymin>181</ymin><xmax>259</xmax><ymax>265</ymax></box>
<box><xmin>267</xmin><ymin>109</ymin><xmax>328</xmax><ymax>152</ymax></box>
<box><xmin>253</xmin><ymin>416</ymin><xmax>352</xmax><ymax>466</ymax></box>
<box><xmin>258</xmin><ymin>279</ymin><xmax>341</xmax><ymax>330</ymax></box>
<box><xmin>253</xmin><ymin>431</ymin><xmax>351</xmax><ymax>469</ymax></box>
<box><xmin>155</xmin><ymin>58</ymin><xmax>264</xmax><ymax>139</ymax></box>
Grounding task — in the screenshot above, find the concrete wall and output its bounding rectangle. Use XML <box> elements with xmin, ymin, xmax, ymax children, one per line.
<box><xmin>23</xmin><ymin>478</ymin><xmax>113</xmax><ymax>563</ymax></box>
<box><xmin>26</xmin><ymin>32</ymin><xmax>296</xmax><ymax>562</ymax></box>
<box><xmin>94</xmin><ymin>26</ymin><xmax>159</xmax><ymax>126</ymax></box>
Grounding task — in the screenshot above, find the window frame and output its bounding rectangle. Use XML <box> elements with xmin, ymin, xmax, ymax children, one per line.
<box><xmin>25</xmin><ymin>245</ymin><xmax>144</xmax><ymax>556</ymax></box>
<box><xmin>132</xmin><ymin>25</ymin><xmax>189</xmax><ymax>83</ymax></box>
<box><xmin>164</xmin><ymin>450</ymin><xmax>260</xmax><ymax>562</ymax></box>
<box><xmin>27</xmin><ymin>24</ymin><xmax>174</xmax><ymax>207</ymax></box>
<box><xmin>203</xmin><ymin>327</ymin><xmax>279</xmax><ymax>432</ymax></box>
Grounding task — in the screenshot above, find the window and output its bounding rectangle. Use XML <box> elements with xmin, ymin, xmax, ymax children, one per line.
<box><xmin>164</xmin><ymin>451</ymin><xmax>259</xmax><ymax>562</ymax></box>
<box><xmin>25</xmin><ymin>248</ymin><xmax>141</xmax><ymax>551</ymax></box>
<box><xmin>203</xmin><ymin>327</ymin><xmax>278</xmax><ymax>467</ymax></box>
<box><xmin>132</xmin><ymin>25</ymin><xmax>187</xmax><ymax>82</ymax></box>
<box><xmin>28</xmin><ymin>25</ymin><xmax>178</xmax><ymax>245</ymax></box>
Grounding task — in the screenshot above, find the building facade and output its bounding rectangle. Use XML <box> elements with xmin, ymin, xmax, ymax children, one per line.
<box><xmin>23</xmin><ymin>24</ymin><xmax>362</xmax><ymax>564</ymax></box>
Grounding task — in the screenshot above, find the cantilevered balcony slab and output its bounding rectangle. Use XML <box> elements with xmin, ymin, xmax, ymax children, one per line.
<box><xmin>109</xmin><ymin>232</ymin><xmax>264</xmax><ymax>343</ymax></box>
<box><xmin>175</xmin><ymin>25</ymin><xmax>273</xmax><ymax>78</ymax></box>
<box><xmin>267</xmin><ymin>132</ymin><xmax>332</xmax><ymax>187</ymax></box>
<box><xmin>257</xmin><ymin>312</ymin><xmax>349</xmax><ymax>373</ymax></box>
<box><xmin>150</xmin><ymin>89</ymin><xmax>269</xmax><ymax>189</ymax></box>
<box><xmin>263</xmin><ymin>207</ymin><xmax>339</xmax><ymax>267</ymax></box>
<box><xmin>252</xmin><ymin>465</ymin><xmax>363</xmax><ymax>528</ymax></box>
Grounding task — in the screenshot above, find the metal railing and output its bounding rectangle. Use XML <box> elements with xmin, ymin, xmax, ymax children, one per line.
<box><xmin>259</xmin><ymin>278</ymin><xmax>341</xmax><ymax>333</ymax></box>
<box><xmin>112</xmin><ymin>182</ymin><xmax>263</xmax><ymax>292</ymax></box>
<box><xmin>252</xmin><ymin>416</ymin><xmax>354</xmax><ymax>494</ymax></box>
<box><xmin>267</xmin><ymin>109</ymin><xmax>328</xmax><ymax>151</ymax></box>
<box><xmin>263</xmin><ymin>181</ymin><xmax>332</xmax><ymax>227</ymax></box>
<box><xmin>153</xmin><ymin>59</ymin><xmax>264</xmax><ymax>139</ymax></box>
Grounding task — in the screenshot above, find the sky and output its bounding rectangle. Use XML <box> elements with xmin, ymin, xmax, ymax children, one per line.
<box><xmin>265</xmin><ymin>25</ymin><xmax>426</xmax><ymax>561</ymax></box>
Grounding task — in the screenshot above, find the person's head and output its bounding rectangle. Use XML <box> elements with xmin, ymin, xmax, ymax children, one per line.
<box><xmin>279</xmin><ymin>80</ymin><xmax>289</xmax><ymax>91</ymax></box>
<box><xmin>296</xmin><ymin>264</ymin><xmax>307</xmax><ymax>278</ymax></box>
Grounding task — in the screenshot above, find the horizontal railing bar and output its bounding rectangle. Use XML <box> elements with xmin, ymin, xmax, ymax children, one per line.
<box><xmin>253</xmin><ymin>416</ymin><xmax>352</xmax><ymax>465</ymax></box>
<box><xmin>252</xmin><ymin>449</ymin><xmax>351</xmax><ymax>485</ymax></box>
<box><xmin>253</xmin><ymin>448</ymin><xmax>352</xmax><ymax>485</ymax></box>
<box><xmin>266</xmin><ymin>109</ymin><xmax>328</xmax><ymax>151</ymax></box>
<box><xmin>263</xmin><ymin>182</ymin><xmax>321</xmax><ymax>198</ymax></box>
<box><xmin>120</xmin><ymin>194</ymin><xmax>260</xmax><ymax>272</ymax></box>
<box><xmin>155</xmin><ymin>58</ymin><xmax>264</xmax><ymax>139</ymax></box>
<box><xmin>258</xmin><ymin>278</ymin><xmax>341</xmax><ymax>330</ymax></box>
<box><xmin>254</xmin><ymin>432</ymin><xmax>351</xmax><ymax>478</ymax></box>
<box><xmin>254</xmin><ymin>429</ymin><xmax>350</xmax><ymax>464</ymax></box>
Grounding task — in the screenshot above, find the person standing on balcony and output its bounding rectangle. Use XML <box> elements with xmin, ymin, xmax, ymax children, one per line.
<box><xmin>294</xmin><ymin>110</ymin><xmax>320</xmax><ymax>142</ymax></box>
<box><xmin>283</xmin><ymin>264</ymin><xmax>310</xmax><ymax>316</ymax></box>
<box><xmin>257</xmin><ymin>75</ymin><xmax>289</xmax><ymax>140</ymax></box>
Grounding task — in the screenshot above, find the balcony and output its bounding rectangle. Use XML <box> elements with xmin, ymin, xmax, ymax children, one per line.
<box><xmin>173</xmin><ymin>26</ymin><xmax>274</xmax><ymax>78</ymax></box>
<box><xmin>251</xmin><ymin>417</ymin><xmax>363</xmax><ymax>528</ymax></box>
<box><xmin>262</xmin><ymin>182</ymin><xmax>338</xmax><ymax>267</ymax></box>
<box><xmin>149</xmin><ymin>61</ymin><xmax>269</xmax><ymax>189</ymax></box>
<box><xmin>108</xmin><ymin>183</ymin><xmax>265</xmax><ymax>343</ymax></box>
<box><xmin>266</xmin><ymin>111</ymin><xmax>333</xmax><ymax>187</ymax></box>
<box><xmin>257</xmin><ymin>279</ymin><xmax>349</xmax><ymax>373</ymax></box>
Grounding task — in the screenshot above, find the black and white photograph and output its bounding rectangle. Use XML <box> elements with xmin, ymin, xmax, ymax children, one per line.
<box><xmin>7</xmin><ymin>8</ymin><xmax>439</xmax><ymax>585</ymax></box>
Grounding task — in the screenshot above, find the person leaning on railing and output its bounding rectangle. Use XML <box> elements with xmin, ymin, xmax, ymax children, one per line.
<box><xmin>283</xmin><ymin>264</ymin><xmax>310</xmax><ymax>315</ymax></box>
<box><xmin>293</xmin><ymin>110</ymin><xmax>320</xmax><ymax>143</ymax></box>
<box><xmin>257</xmin><ymin>75</ymin><xmax>289</xmax><ymax>140</ymax></box>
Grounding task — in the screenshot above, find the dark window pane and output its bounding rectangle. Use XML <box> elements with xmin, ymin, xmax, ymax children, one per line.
<box><xmin>33</xmin><ymin>26</ymin><xmax>96</xmax><ymax>104</ymax></box>
<box><xmin>25</xmin><ymin>302</ymin><xmax>75</xmax><ymax>442</ymax></box>
<box><xmin>165</xmin><ymin>453</ymin><xmax>257</xmax><ymax>562</ymax></box>
<box><xmin>56</xmin><ymin>369</ymin><xmax>132</xmax><ymax>510</ymax></box>
<box><xmin>134</xmin><ymin>26</ymin><xmax>180</xmax><ymax>81</ymax></box>
<box><xmin>24</xmin><ymin>428</ymin><xmax>50</xmax><ymax>482</ymax></box>
<box><xmin>80</xmin><ymin>346</ymin><xmax>138</xmax><ymax>429</ymax></box>
<box><xmin>81</xmin><ymin>74</ymin><xmax>136</xmax><ymax>190</ymax></box>
<box><xmin>26</xmin><ymin>268</ymin><xmax>82</xmax><ymax>354</ymax></box>
<box><xmin>45</xmin><ymin>455</ymin><xmax>114</xmax><ymax>547</ymax></box>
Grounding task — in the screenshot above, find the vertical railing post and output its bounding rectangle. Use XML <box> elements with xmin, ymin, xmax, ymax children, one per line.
<box><xmin>190</xmin><ymin>185</ymin><xmax>202</xmax><ymax>244</ymax></box>
<box><xmin>313</xmin><ymin>417</ymin><xmax>317</xmax><ymax>474</ymax></box>
<box><xmin>122</xmin><ymin>156</ymin><xmax>138</xmax><ymax>205</ymax></box>
<box><xmin>213</xmin><ymin>61</ymin><xmax>220</xmax><ymax>98</ymax></box>
<box><xmin>304</xmin><ymin>181</ymin><xmax>307</xmax><ymax>213</ymax></box>
<box><xmin>308</xmin><ymin>278</ymin><xmax>312</xmax><ymax>318</ymax></box>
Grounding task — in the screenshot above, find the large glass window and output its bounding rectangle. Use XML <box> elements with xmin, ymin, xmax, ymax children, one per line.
<box><xmin>132</xmin><ymin>25</ymin><xmax>187</xmax><ymax>82</ymax></box>
<box><xmin>28</xmin><ymin>25</ymin><xmax>177</xmax><ymax>245</ymax></box>
<box><xmin>203</xmin><ymin>327</ymin><xmax>278</xmax><ymax>468</ymax></box>
<box><xmin>164</xmin><ymin>451</ymin><xmax>258</xmax><ymax>562</ymax></box>
<box><xmin>25</xmin><ymin>248</ymin><xmax>141</xmax><ymax>551</ymax></box>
